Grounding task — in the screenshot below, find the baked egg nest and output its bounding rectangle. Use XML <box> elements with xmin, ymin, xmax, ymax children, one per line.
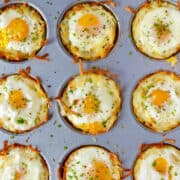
<box><xmin>132</xmin><ymin>70</ymin><xmax>180</xmax><ymax>133</ymax></box>
<box><xmin>58</xmin><ymin>2</ymin><xmax>118</xmax><ymax>61</ymax></box>
<box><xmin>57</xmin><ymin>70</ymin><xmax>122</xmax><ymax>135</ymax></box>
<box><xmin>131</xmin><ymin>0</ymin><xmax>180</xmax><ymax>60</ymax></box>
<box><xmin>0</xmin><ymin>3</ymin><xmax>47</xmax><ymax>61</ymax></box>
<box><xmin>0</xmin><ymin>69</ymin><xmax>49</xmax><ymax>133</ymax></box>
<box><xmin>133</xmin><ymin>143</ymin><xmax>180</xmax><ymax>180</ymax></box>
<box><xmin>58</xmin><ymin>145</ymin><xmax>123</xmax><ymax>180</ymax></box>
<box><xmin>0</xmin><ymin>142</ymin><xmax>49</xmax><ymax>179</ymax></box>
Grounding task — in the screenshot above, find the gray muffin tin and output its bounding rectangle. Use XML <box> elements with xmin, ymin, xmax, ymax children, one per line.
<box><xmin>0</xmin><ymin>0</ymin><xmax>179</xmax><ymax>180</ymax></box>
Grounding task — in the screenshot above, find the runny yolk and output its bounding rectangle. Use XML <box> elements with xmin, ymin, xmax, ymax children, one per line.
<box><xmin>83</xmin><ymin>94</ymin><xmax>99</xmax><ymax>114</ymax></box>
<box><xmin>78</xmin><ymin>14</ymin><xmax>100</xmax><ymax>28</ymax></box>
<box><xmin>88</xmin><ymin>161</ymin><xmax>112</xmax><ymax>180</ymax></box>
<box><xmin>154</xmin><ymin>157</ymin><xmax>168</xmax><ymax>174</ymax></box>
<box><xmin>6</xmin><ymin>18</ymin><xmax>29</xmax><ymax>41</ymax></box>
<box><xmin>150</xmin><ymin>89</ymin><xmax>170</xmax><ymax>106</ymax></box>
<box><xmin>9</xmin><ymin>90</ymin><xmax>27</xmax><ymax>109</ymax></box>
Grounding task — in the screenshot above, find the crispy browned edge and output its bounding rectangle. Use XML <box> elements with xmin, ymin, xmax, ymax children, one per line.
<box><xmin>0</xmin><ymin>71</ymin><xmax>50</xmax><ymax>134</ymax></box>
<box><xmin>57</xmin><ymin>145</ymin><xmax>123</xmax><ymax>180</ymax></box>
<box><xmin>0</xmin><ymin>142</ymin><xmax>50</xmax><ymax>179</ymax></box>
<box><xmin>0</xmin><ymin>2</ymin><xmax>47</xmax><ymax>62</ymax></box>
<box><xmin>131</xmin><ymin>70</ymin><xmax>180</xmax><ymax>133</ymax></box>
<box><xmin>131</xmin><ymin>0</ymin><xmax>180</xmax><ymax>60</ymax></box>
<box><xmin>56</xmin><ymin>71</ymin><xmax>122</xmax><ymax>135</ymax></box>
<box><xmin>132</xmin><ymin>142</ymin><xmax>180</xmax><ymax>180</ymax></box>
<box><xmin>58</xmin><ymin>1</ymin><xmax>119</xmax><ymax>61</ymax></box>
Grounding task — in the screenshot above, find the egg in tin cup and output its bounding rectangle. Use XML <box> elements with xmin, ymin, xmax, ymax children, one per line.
<box><xmin>0</xmin><ymin>142</ymin><xmax>49</xmax><ymax>179</ymax></box>
<box><xmin>0</xmin><ymin>3</ymin><xmax>47</xmax><ymax>61</ymax></box>
<box><xmin>58</xmin><ymin>145</ymin><xmax>123</xmax><ymax>180</ymax></box>
<box><xmin>131</xmin><ymin>0</ymin><xmax>180</xmax><ymax>60</ymax></box>
<box><xmin>132</xmin><ymin>70</ymin><xmax>180</xmax><ymax>133</ymax></box>
<box><xmin>58</xmin><ymin>2</ymin><xmax>118</xmax><ymax>61</ymax></box>
<box><xmin>133</xmin><ymin>143</ymin><xmax>180</xmax><ymax>180</ymax></box>
<box><xmin>0</xmin><ymin>68</ymin><xmax>49</xmax><ymax>133</ymax></box>
<box><xmin>57</xmin><ymin>68</ymin><xmax>122</xmax><ymax>135</ymax></box>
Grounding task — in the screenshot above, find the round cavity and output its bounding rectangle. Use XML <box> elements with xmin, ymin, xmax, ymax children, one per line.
<box><xmin>133</xmin><ymin>143</ymin><xmax>180</xmax><ymax>180</ymax></box>
<box><xmin>0</xmin><ymin>73</ymin><xmax>49</xmax><ymax>133</ymax></box>
<box><xmin>131</xmin><ymin>1</ymin><xmax>180</xmax><ymax>60</ymax></box>
<box><xmin>58</xmin><ymin>145</ymin><xmax>123</xmax><ymax>180</ymax></box>
<box><xmin>57</xmin><ymin>1</ymin><xmax>119</xmax><ymax>61</ymax></box>
<box><xmin>57</xmin><ymin>72</ymin><xmax>122</xmax><ymax>135</ymax></box>
<box><xmin>0</xmin><ymin>2</ymin><xmax>47</xmax><ymax>62</ymax></box>
<box><xmin>132</xmin><ymin>70</ymin><xmax>180</xmax><ymax>133</ymax></box>
<box><xmin>0</xmin><ymin>143</ymin><xmax>49</xmax><ymax>179</ymax></box>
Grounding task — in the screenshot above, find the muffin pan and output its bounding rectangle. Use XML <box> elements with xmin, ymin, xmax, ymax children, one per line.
<box><xmin>0</xmin><ymin>0</ymin><xmax>179</xmax><ymax>180</ymax></box>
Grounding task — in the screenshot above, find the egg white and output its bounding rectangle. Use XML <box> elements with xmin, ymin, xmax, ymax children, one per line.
<box><xmin>62</xmin><ymin>146</ymin><xmax>122</xmax><ymax>180</ymax></box>
<box><xmin>134</xmin><ymin>144</ymin><xmax>180</xmax><ymax>180</ymax></box>
<box><xmin>132</xmin><ymin>71</ymin><xmax>180</xmax><ymax>132</ymax></box>
<box><xmin>0</xmin><ymin>144</ymin><xmax>49</xmax><ymax>180</ymax></box>
<box><xmin>58</xmin><ymin>73</ymin><xmax>121</xmax><ymax>134</ymax></box>
<box><xmin>0</xmin><ymin>74</ymin><xmax>49</xmax><ymax>133</ymax></box>
<box><xmin>59</xmin><ymin>3</ymin><xmax>118</xmax><ymax>60</ymax></box>
<box><xmin>132</xmin><ymin>1</ymin><xmax>180</xmax><ymax>59</ymax></box>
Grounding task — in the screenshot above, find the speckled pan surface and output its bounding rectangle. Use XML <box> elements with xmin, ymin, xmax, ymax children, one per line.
<box><xmin>0</xmin><ymin>0</ymin><xmax>179</xmax><ymax>180</ymax></box>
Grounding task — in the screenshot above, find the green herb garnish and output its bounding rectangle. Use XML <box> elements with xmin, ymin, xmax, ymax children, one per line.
<box><xmin>16</xmin><ymin>118</ymin><xmax>25</xmax><ymax>124</ymax></box>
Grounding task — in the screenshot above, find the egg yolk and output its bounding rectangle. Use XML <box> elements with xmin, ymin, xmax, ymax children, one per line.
<box><xmin>9</xmin><ymin>90</ymin><xmax>27</xmax><ymax>109</ymax></box>
<box><xmin>150</xmin><ymin>89</ymin><xmax>170</xmax><ymax>106</ymax></box>
<box><xmin>6</xmin><ymin>18</ymin><xmax>29</xmax><ymax>41</ymax></box>
<box><xmin>83</xmin><ymin>94</ymin><xmax>99</xmax><ymax>114</ymax></box>
<box><xmin>88</xmin><ymin>161</ymin><xmax>112</xmax><ymax>180</ymax></box>
<box><xmin>153</xmin><ymin>19</ymin><xmax>171</xmax><ymax>42</ymax></box>
<box><xmin>153</xmin><ymin>157</ymin><xmax>168</xmax><ymax>174</ymax></box>
<box><xmin>78</xmin><ymin>14</ymin><xmax>100</xmax><ymax>28</ymax></box>
<box><xmin>0</xmin><ymin>29</ymin><xmax>9</xmax><ymax>48</ymax></box>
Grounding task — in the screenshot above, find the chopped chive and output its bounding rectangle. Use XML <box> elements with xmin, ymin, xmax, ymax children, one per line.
<box><xmin>16</xmin><ymin>118</ymin><xmax>25</xmax><ymax>124</ymax></box>
<box><xmin>152</xmin><ymin>161</ymin><xmax>156</xmax><ymax>167</ymax></box>
<box><xmin>128</xmin><ymin>51</ymin><xmax>132</xmax><ymax>55</ymax></box>
<box><xmin>10</xmin><ymin>135</ymin><xmax>15</xmax><ymax>139</ymax></box>
<box><xmin>57</xmin><ymin>124</ymin><xmax>62</xmax><ymax>128</ymax></box>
